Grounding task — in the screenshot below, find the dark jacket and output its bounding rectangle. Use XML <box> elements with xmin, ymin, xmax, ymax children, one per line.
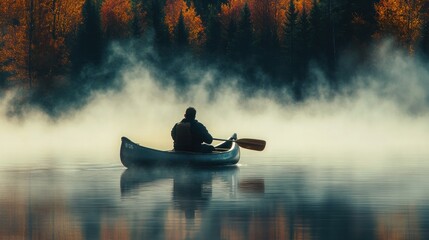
<box><xmin>171</xmin><ymin>118</ymin><xmax>213</xmax><ymax>151</ymax></box>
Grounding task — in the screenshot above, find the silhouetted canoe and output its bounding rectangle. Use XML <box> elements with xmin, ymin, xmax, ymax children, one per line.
<box><xmin>120</xmin><ymin>134</ymin><xmax>240</xmax><ymax>167</ymax></box>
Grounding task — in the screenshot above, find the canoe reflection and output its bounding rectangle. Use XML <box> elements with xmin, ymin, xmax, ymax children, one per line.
<box><xmin>121</xmin><ymin>166</ymin><xmax>238</xmax><ymax>193</ymax></box>
<box><xmin>172</xmin><ymin>170</ymin><xmax>212</xmax><ymax>219</ymax></box>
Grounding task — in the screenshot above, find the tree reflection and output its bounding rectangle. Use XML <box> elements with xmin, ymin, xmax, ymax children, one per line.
<box><xmin>0</xmin><ymin>166</ymin><xmax>428</xmax><ymax>240</ymax></box>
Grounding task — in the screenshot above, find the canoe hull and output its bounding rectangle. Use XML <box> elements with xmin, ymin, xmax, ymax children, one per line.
<box><xmin>120</xmin><ymin>134</ymin><xmax>240</xmax><ymax>167</ymax></box>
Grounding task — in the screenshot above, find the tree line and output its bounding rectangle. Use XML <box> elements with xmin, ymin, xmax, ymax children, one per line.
<box><xmin>1</xmin><ymin>0</ymin><xmax>429</xmax><ymax>108</ymax></box>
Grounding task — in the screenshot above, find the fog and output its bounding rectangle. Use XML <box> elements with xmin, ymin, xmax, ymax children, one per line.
<box><xmin>1</xmin><ymin>41</ymin><xmax>429</xmax><ymax>167</ymax></box>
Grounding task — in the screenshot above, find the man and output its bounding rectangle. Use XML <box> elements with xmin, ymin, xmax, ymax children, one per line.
<box><xmin>171</xmin><ymin>107</ymin><xmax>215</xmax><ymax>152</ymax></box>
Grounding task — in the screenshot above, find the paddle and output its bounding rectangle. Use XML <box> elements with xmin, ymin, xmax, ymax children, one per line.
<box><xmin>213</xmin><ymin>138</ymin><xmax>266</xmax><ymax>151</ymax></box>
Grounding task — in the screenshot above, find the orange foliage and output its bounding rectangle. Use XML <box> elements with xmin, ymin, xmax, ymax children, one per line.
<box><xmin>164</xmin><ymin>0</ymin><xmax>205</xmax><ymax>46</ymax></box>
<box><xmin>250</xmin><ymin>0</ymin><xmax>312</xmax><ymax>41</ymax></box>
<box><xmin>375</xmin><ymin>0</ymin><xmax>426</xmax><ymax>53</ymax></box>
<box><xmin>295</xmin><ymin>0</ymin><xmax>313</xmax><ymax>13</ymax></box>
<box><xmin>0</xmin><ymin>0</ymin><xmax>84</xmax><ymax>86</ymax></box>
<box><xmin>248</xmin><ymin>0</ymin><xmax>287</xmax><ymax>39</ymax></box>
<box><xmin>183</xmin><ymin>3</ymin><xmax>206</xmax><ymax>45</ymax></box>
<box><xmin>219</xmin><ymin>0</ymin><xmax>246</xmax><ymax>27</ymax></box>
<box><xmin>50</xmin><ymin>0</ymin><xmax>85</xmax><ymax>38</ymax></box>
<box><xmin>134</xmin><ymin>2</ymin><xmax>148</xmax><ymax>35</ymax></box>
<box><xmin>101</xmin><ymin>0</ymin><xmax>134</xmax><ymax>38</ymax></box>
<box><xmin>164</xmin><ymin>0</ymin><xmax>188</xmax><ymax>34</ymax></box>
<box><xmin>0</xmin><ymin>0</ymin><xmax>29</xmax><ymax>83</ymax></box>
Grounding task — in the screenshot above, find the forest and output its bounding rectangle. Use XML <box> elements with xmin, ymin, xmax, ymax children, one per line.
<box><xmin>1</xmin><ymin>0</ymin><xmax>429</xmax><ymax>114</ymax></box>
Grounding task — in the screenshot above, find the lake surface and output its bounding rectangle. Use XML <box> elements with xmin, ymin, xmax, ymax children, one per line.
<box><xmin>1</xmin><ymin>153</ymin><xmax>429</xmax><ymax>240</ymax></box>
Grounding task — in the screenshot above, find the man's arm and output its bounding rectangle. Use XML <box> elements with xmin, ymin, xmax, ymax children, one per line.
<box><xmin>198</xmin><ymin>123</ymin><xmax>213</xmax><ymax>144</ymax></box>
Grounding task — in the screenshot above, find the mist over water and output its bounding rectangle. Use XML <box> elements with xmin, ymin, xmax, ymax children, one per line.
<box><xmin>1</xmin><ymin>41</ymin><xmax>429</xmax><ymax>167</ymax></box>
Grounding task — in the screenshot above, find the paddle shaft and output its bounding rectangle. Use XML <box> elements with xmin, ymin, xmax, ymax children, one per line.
<box><xmin>213</xmin><ymin>138</ymin><xmax>235</xmax><ymax>142</ymax></box>
<box><xmin>213</xmin><ymin>137</ymin><xmax>266</xmax><ymax>151</ymax></box>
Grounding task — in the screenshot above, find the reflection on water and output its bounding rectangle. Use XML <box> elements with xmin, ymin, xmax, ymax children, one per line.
<box><xmin>1</xmin><ymin>155</ymin><xmax>429</xmax><ymax>240</ymax></box>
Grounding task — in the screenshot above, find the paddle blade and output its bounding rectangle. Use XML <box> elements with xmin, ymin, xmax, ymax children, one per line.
<box><xmin>236</xmin><ymin>138</ymin><xmax>266</xmax><ymax>151</ymax></box>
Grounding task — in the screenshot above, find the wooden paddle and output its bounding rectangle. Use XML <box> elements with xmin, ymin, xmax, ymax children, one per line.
<box><xmin>213</xmin><ymin>138</ymin><xmax>266</xmax><ymax>151</ymax></box>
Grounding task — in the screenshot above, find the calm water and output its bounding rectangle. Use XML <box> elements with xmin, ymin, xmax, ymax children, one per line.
<box><xmin>1</xmin><ymin>153</ymin><xmax>429</xmax><ymax>240</ymax></box>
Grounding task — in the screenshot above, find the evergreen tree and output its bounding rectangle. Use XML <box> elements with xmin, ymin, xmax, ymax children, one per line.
<box><xmin>0</xmin><ymin>71</ymin><xmax>7</xmax><ymax>90</ymax></box>
<box><xmin>343</xmin><ymin>0</ymin><xmax>376</xmax><ymax>47</ymax></box>
<box><xmin>324</xmin><ymin>0</ymin><xmax>337</xmax><ymax>70</ymax></box>
<box><xmin>193</xmin><ymin>0</ymin><xmax>222</xmax><ymax>22</ymax></box>
<box><xmin>205</xmin><ymin>5</ymin><xmax>222</xmax><ymax>54</ymax></box>
<box><xmin>72</xmin><ymin>0</ymin><xmax>104</xmax><ymax>73</ymax></box>
<box><xmin>174</xmin><ymin>11</ymin><xmax>188</xmax><ymax>47</ymax></box>
<box><xmin>131</xmin><ymin>0</ymin><xmax>144</xmax><ymax>37</ymax></box>
<box><xmin>309</xmin><ymin>0</ymin><xmax>330</xmax><ymax>65</ymax></box>
<box><xmin>283</xmin><ymin>0</ymin><xmax>298</xmax><ymax>81</ymax></box>
<box><xmin>297</xmin><ymin>7</ymin><xmax>310</xmax><ymax>78</ymax></box>
<box><xmin>150</xmin><ymin>0</ymin><xmax>170</xmax><ymax>49</ymax></box>
<box><xmin>236</xmin><ymin>3</ymin><xmax>253</xmax><ymax>58</ymax></box>
<box><xmin>309</xmin><ymin>0</ymin><xmax>321</xmax><ymax>56</ymax></box>
<box><xmin>255</xmin><ymin>25</ymin><xmax>279</xmax><ymax>57</ymax></box>
<box><xmin>422</xmin><ymin>20</ymin><xmax>429</xmax><ymax>57</ymax></box>
<box><xmin>224</xmin><ymin>18</ymin><xmax>238</xmax><ymax>58</ymax></box>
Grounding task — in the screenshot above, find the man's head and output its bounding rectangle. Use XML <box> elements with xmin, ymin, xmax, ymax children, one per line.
<box><xmin>184</xmin><ymin>107</ymin><xmax>196</xmax><ymax>120</ymax></box>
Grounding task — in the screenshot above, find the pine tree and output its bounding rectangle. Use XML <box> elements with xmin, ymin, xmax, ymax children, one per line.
<box><xmin>422</xmin><ymin>20</ymin><xmax>429</xmax><ymax>57</ymax></box>
<box><xmin>283</xmin><ymin>0</ymin><xmax>298</xmax><ymax>81</ymax></box>
<box><xmin>236</xmin><ymin>3</ymin><xmax>253</xmax><ymax>58</ymax></box>
<box><xmin>205</xmin><ymin>5</ymin><xmax>222</xmax><ymax>53</ymax></box>
<box><xmin>309</xmin><ymin>0</ymin><xmax>320</xmax><ymax>51</ymax></box>
<box><xmin>348</xmin><ymin>0</ymin><xmax>376</xmax><ymax>46</ymax></box>
<box><xmin>175</xmin><ymin>11</ymin><xmax>188</xmax><ymax>47</ymax></box>
<box><xmin>150</xmin><ymin>0</ymin><xmax>170</xmax><ymax>48</ymax></box>
<box><xmin>309</xmin><ymin>0</ymin><xmax>328</xmax><ymax>63</ymax></box>
<box><xmin>297</xmin><ymin>7</ymin><xmax>310</xmax><ymax>78</ymax></box>
<box><xmin>72</xmin><ymin>0</ymin><xmax>104</xmax><ymax>73</ymax></box>
<box><xmin>131</xmin><ymin>0</ymin><xmax>146</xmax><ymax>37</ymax></box>
<box><xmin>224</xmin><ymin>18</ymin><xmax>238</xmax><ymax>58</ymax></box>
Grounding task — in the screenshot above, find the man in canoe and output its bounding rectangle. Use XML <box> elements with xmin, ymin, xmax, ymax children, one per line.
<box><xmin>171</xmin><ymin>107</ymin><xmax>215</xmax><ymax>153</ymax></box>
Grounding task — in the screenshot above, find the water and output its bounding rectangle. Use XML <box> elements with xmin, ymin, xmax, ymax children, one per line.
<box><xmin>1</xmin><ymin>153</ymin><xmax>429</xmax><ymax>240</ymax></box>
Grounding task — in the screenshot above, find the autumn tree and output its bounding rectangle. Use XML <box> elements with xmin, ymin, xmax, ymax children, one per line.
<box><xmin>219</xmin><ymin>0</ymin><xmax>246</xmax><ymax>28</ymax></box>
<box><xmin>0</xmin><ymin>0</ymin><xmax>84</xmax><ymax>88</ymax></box>
<box><xmin>248</xmin><ymin>0</ymin><xmax>279</xmax><ymax>50</ymax></box>
<box><xmin>164</xmin><ymin>0</ymin><xmax>187</xmax><ymax>34</ymax></box>
<box><xmin>375</xmin><ymin>0</ymin><xmax>426</xmax><ymax>53</ymax></box>
<box><xmin>183</xmin><ymin>3</ymin><xmax>206</xmax><ymax>46</ymax></box>
<box><xmin>219</xmin><ymin>0</ymin><xmax>245</xmax><ymax>55</ymax></box>
<box><xmin>164</xmin><ymin>0</ymin><xmax>205</xmax><ymax>46</ymax></box>
<box><xmin>296</xmin><ymin>0</ymin><xmax>313</xmax><ymax>13</ymax></box>
<box><xmin>101</xmin><ymin>0</ymin><xmax>134</xmax><ymax>38</ymax></box>
<box><xmin>0</xmin><ymin>0</ymin><xmax>31</xmax><ymax>86</ymax></box>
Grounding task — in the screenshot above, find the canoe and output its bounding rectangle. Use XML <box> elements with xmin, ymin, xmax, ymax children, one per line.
<box><xmin>120</xmin><ymin>134</ymin><xmax>240</xmax><ymax>167</ymax></box>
